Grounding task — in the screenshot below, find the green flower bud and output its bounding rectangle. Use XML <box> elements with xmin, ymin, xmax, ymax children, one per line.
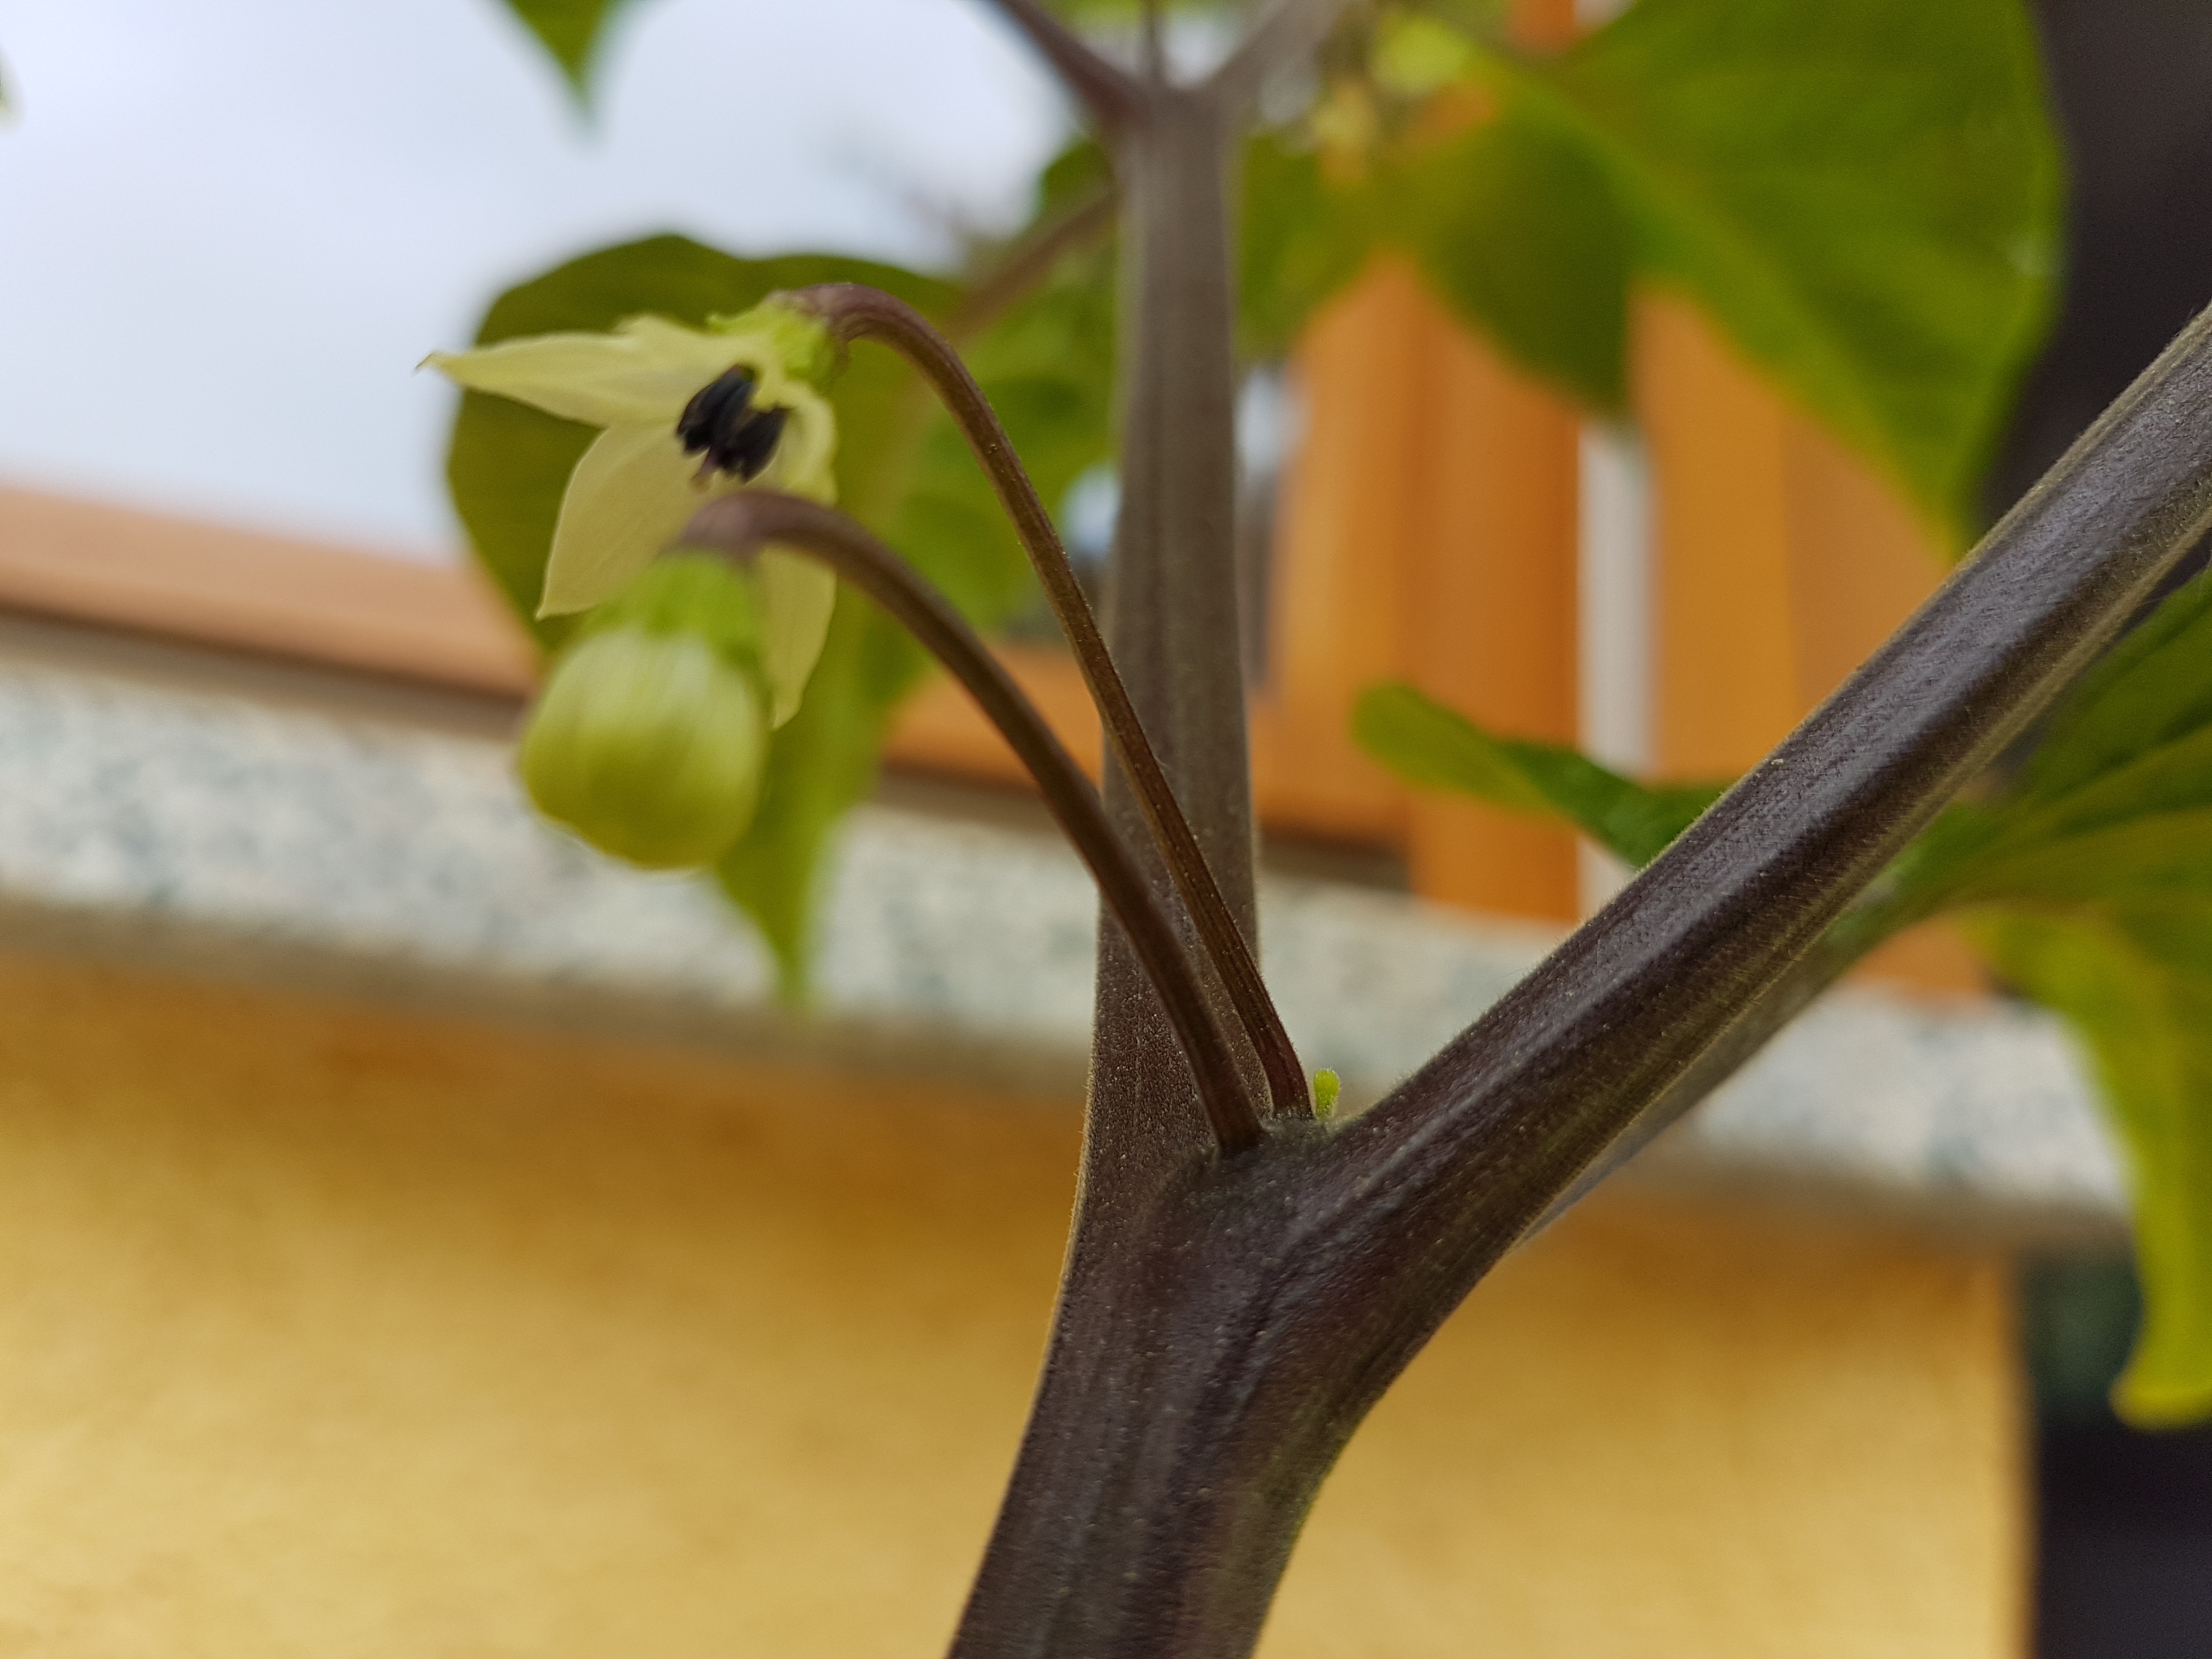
<box><xmin>1313</xmin><ymin>1069</ymin><xmax>1342</xmax><ymax>1119</ymax></box>
<box><xmin>520</xmin><ymin>625</ymin><xmax>768</xmax><ymax>870</ymax></box>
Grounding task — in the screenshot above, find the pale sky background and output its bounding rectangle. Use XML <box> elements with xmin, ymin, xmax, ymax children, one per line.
<box><xmin>0</xmin><ymin>0</ymin><xmax>1069</xmax><ymax>561</ymax></box>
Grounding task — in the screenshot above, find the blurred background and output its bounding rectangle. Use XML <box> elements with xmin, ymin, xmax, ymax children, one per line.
<box><xmin>0</xmin><ymin>0</ymin><xmax>1065</xmax><ymax>554</ymax></box>
<box><xmin>3</xmin><ymin>1</ymin><xmax>2212</xmax><ymax>1655</ymax></box>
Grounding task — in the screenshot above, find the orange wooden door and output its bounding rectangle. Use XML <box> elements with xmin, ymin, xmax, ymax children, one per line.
<box><xmin>1635</xmin><ymin>294</ymin><xmax>1983</xmax><ymax>993</ymax></box>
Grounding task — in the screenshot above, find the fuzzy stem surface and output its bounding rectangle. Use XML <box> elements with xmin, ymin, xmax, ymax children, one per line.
<box><xmin>681</xmin><ymin>492</ymin><xmax>1263</xmax><ymax>1153</ymax></box>
<box><xmin>944</xmin><ymin>214</ymin><xmax>2212</xmax><ymax>1659</ymax></box>
<box><xmin>799</xmin><ymin>281</ymin><xmax>1311</xmax><ymax>1120</ymax></box>
<box><xmin>949</xmin><ymin>66</ymin><xmax>1281</xmax><ymax>1659</ymax></box>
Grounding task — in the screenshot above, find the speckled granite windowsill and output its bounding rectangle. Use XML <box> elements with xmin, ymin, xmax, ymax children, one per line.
<box><xmin>0</xmin><ymin>627</ymin><xmax>2128</xmax><ymax>1238</ymax></box>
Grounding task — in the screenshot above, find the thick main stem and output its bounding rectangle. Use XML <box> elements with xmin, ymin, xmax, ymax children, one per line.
<box><xmin>680</xmin><ymin>493</ymin><xmax>1262</xmax><ymax>1154</ymax></box>
<box><xmin>950</xmin><ymin>80</ymin><xmax>1274</xmax><ymax>1659</ymax></box>
<box><xmin>799</xmin><ymin>282</ymin><xmax>1310</xmax><ymax>1121</ymax></box>
<box><xmin>1091</xmin><ymin>88</ymin><xmax>1258</xmax><ymax>1163</ymax></box>
<box><xmin>947</xmin><ymin>280</ymin><xmax>2212</xmax><ymax>1659</ymax></box>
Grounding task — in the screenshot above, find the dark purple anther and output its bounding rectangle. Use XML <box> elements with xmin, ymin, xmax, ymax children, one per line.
<box><xmin>676</xmin><ymin>368</ymin><xmax>789</xmax><ymax>482</ymax></box>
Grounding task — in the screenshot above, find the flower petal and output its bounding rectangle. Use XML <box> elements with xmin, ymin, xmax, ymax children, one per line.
<box><xmin>539</xmin><ymin>424</ymin><xmax>711</xmax><ymax>617</ymax></box>
<box><xmin>758</xmin><ymin>382</ymin><xmax>839</xmax><ymax>504</ymax></box>
<box><xmin>755</xmin><ymin>550</ymin><xmax>836</xmax><ymax>727</ymax></box>
<box><xmin>427</xmin><ymin>315</ymin><xmax>738</xmax><ymax>427</ymax></box>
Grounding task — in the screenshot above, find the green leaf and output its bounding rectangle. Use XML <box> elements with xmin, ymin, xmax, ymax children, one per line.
<box><xmin>1038</xmin><ymin>138</ymin><xmax>1113</xmax><ymax>218</ymax></box>
<box><xmin>1240</xmin><ymin>133</ymin><xmax>1378</xmax><ymax>363</ymax></box>
<box><xmin>1973</xmin><ymin>907</ymin><xmax>2212</xmax><ymax>1426</ymax></box>
<box><xmin>1950</xmin><ymin>811</ymin><xmax>2212</xmax><ymax>906</ymax></box>
<box><xmin>1897</xmin><ymin>572</ymin><xmax>2212</xmax><ymax>910</ymax></box>
<box><xmin>895</xmin><ymin>239</ymin><xmax>1119</xmax><ymax>624</ymax></box>
<box><xmin>1393</xmin><ymin>111</ymin><xmax>1631</xmax><ymax>410</ymax></box>
<box><xmin>1353</xmin><ymin>681</ymin><xmax>1725</xmax><ymax>866</ymax></box>
<box><xmin>1889</xmin><ymin>569</ymin><xmax>2212</xmax><ymax>1426</ymax></box>
<box><xmin>496</xmin><ymin>0</ymin><xmax>641</xmax><ymax>97</ymax></box>
<box><xmin>714</xmin><ymin>595</ymin><xmax>904</xmax><ymax>996</ymax></box>
<box><xmin>2018</xmin><ymin>569</ymin><xmax>2212</xmax><ymax>807</ymax></box>
<box><xmin>1423</xmin><ymin>0</ymin><xmax>2061</xmax><ymax>531</ymax></box>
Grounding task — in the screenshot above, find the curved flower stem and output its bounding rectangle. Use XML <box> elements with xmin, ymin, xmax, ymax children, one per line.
<box><xmin>681</xmin><ymin>490</ymin><xmax>1267</xmax><ymax>1156</ymax></box>
<box><xmin>798</xmin><ymin>281</ymin><xmax>1312</xmax><ymax>1121</ymax></box>
<box><xmin>978</xmin><ymin>0</ymin><xmax>1146</xmax><ymax>133</ymax></box>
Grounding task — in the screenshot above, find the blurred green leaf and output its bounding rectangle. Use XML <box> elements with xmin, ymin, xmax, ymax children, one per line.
<box><xmin>1353</xmin><ymin>681</ymin><xmax>1725</xmax><ymax>866</ymax></box>
<box><xmin>896</xmin><ymin>239</ymin><xmax>1119</xmax><ymax>624</ymax></box>
<box><xmin>1374</xmin><ymin>12</ymin><xmax>1485</xmax><ymax>99</ymax></box>
<box><xmin>1241</xmin><ymin>134</ymin><xmax>1377</xmax><ymax>362</ymax></box>
<box><xmin>1402</xmin><ymin>0</ymin><xmax>2059</xmax><ymax>531</ymax></box>
<box><xmin>1396</xmin><ymin>0</ymin><xmax>1512</xmax><ymax>40</ymax></box>
<box><xmin>1880</xmin><ymin>569</ymin><xmax>2212</xmax><ymax>1426</ymax></box>
<box><xmin>714</xmin><ymin>595</ymin><xmax>901</xmax><ymax>995</ymax></box>
<box><xmin>1973</xmin><ymin>908</ymin><xmax>2212</xmax><ymax>1426</ymax></box>
<box><xmin>1039</xmin><ymin>138</ymin><xmax>1114</xmax><ymax>216</ymax></box>
<box><xmin>2013</xmin><ymin>569</ymin><xmax>2212</xmax><ymax>809</ymax></box>
<box><xmin>1394</xmin><ymin>111</ymin><xmax>1630</xmax><ymax>409</ymax></box>
<box><xmin>1355</xmin><ymin>649</ymin><xmax>2212</xmax><ymax>1430</ymax></box>
<box><xmin>1898</xmin><ymin>572</ymin><xmax>2212</xmax><ymax>909</ymax></box>
<box><xmin>496</xmin><ymin>0</ymin><xmax>642</xmax><ymax>97</ymax></box>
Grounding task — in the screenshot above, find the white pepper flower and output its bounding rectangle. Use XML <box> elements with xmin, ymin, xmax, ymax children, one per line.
<box><xmin>428</xmin><ymin>301</ymin><xmax>837</xmax><ymax>725</ymax></box>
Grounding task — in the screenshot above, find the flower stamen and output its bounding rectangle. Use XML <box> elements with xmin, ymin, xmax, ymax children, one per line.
<box><xmin>678</xmin><ymin>368</ymin><xmax>791</xmax><ymax>484</ymax></box>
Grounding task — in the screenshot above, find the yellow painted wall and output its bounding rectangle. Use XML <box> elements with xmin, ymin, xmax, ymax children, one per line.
<box><xmin>0</xmin><ymin>950</ymin><xmax>2020</xmax><ymax>1656</ymax></box>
